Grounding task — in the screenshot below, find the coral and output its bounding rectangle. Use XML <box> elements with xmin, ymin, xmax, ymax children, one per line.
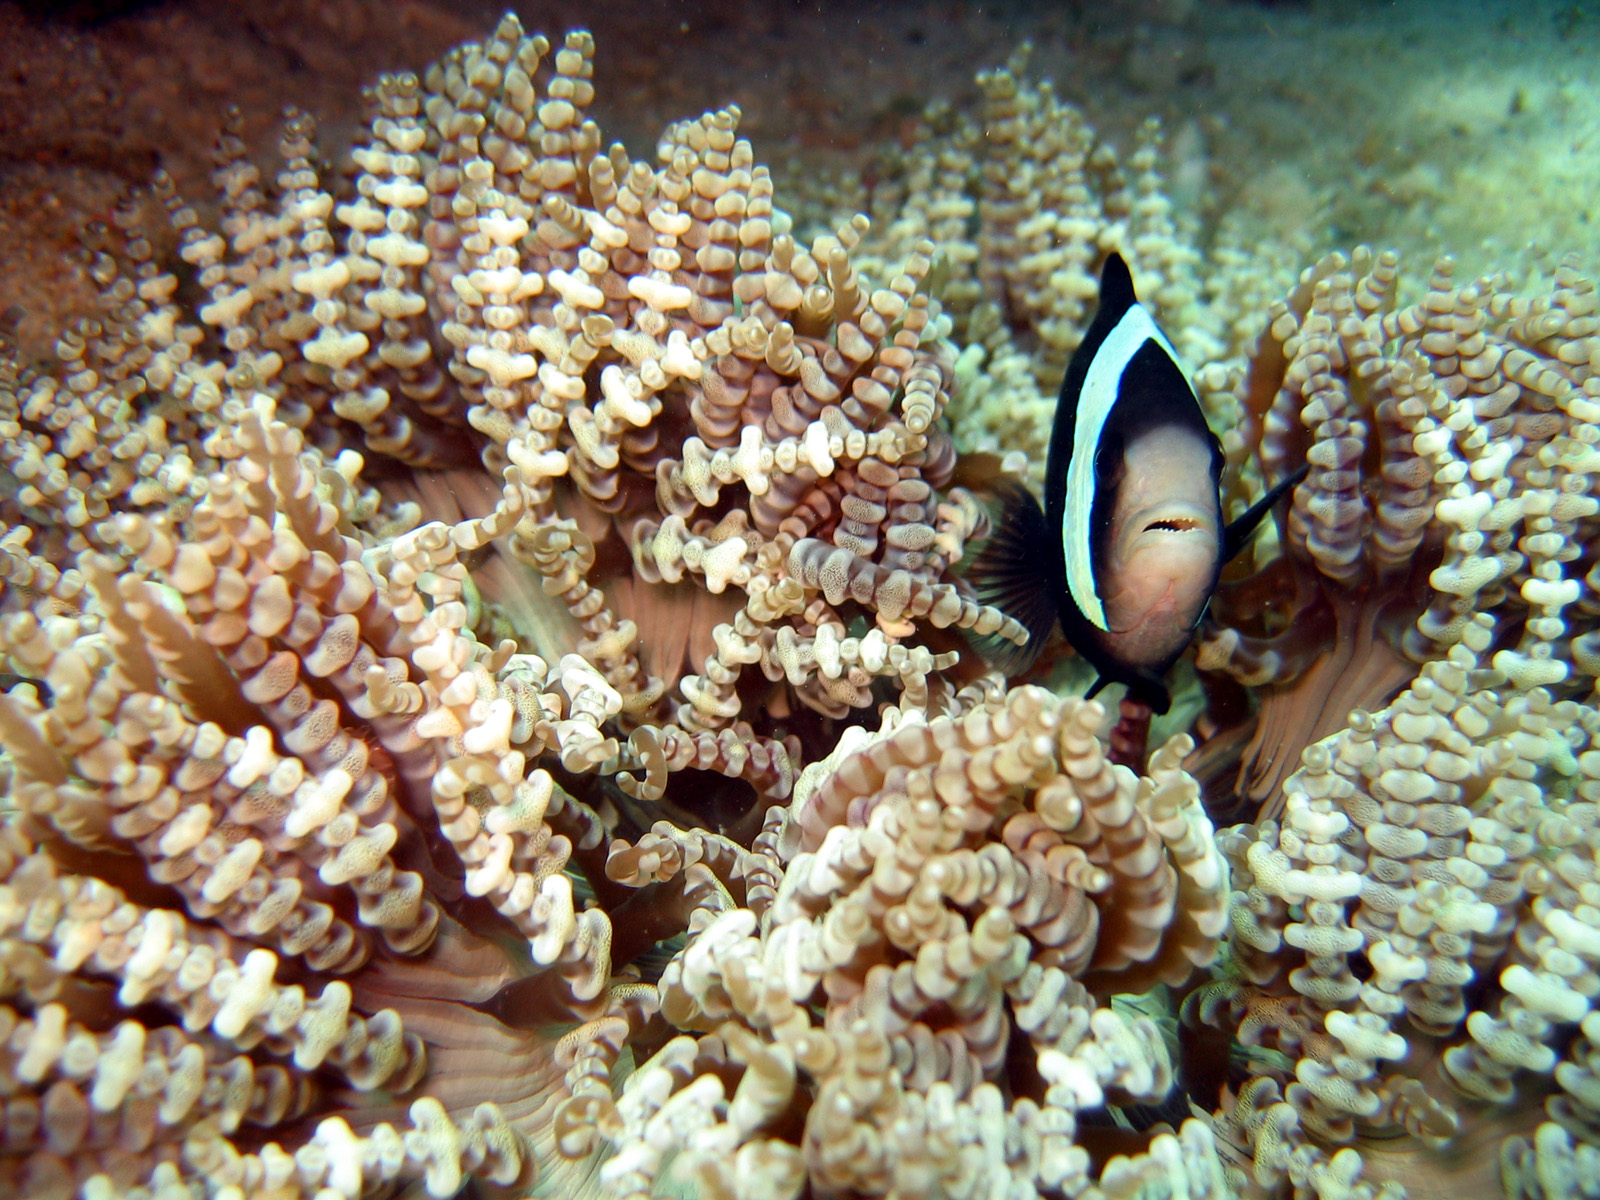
<box><xmin>1188</xmin><ymin>614</ymin><xmax>1600</xmax><ymax>1198</ymax></box>
<box><xmin>5</xmin><ymin>11</ymin><xmax>1600</xmax><ymax>1200</ymax></box>
<box><xmin>0</xmin><ymin>15</ymin><xmax>1218</xmax><ymax>1200</ymax></box>
<box><xmin>578</xmin><ymin>684</ymin><xmax>1229</xmax><ymax>1199</ymax></box>
<box><xmin>0</xmin><ymin>10</ymin><xmax>1034</xmax><ymax>802</ymax></box>
<box><xmin>1172</xmin><ymin>253</ymin><xmax>1600</xmax><ymax>1197</ymax></box>
<box><xmin>1195</xmin><ymin>250</ymin><xmax>1600</xmax><ymax>820</ymax></box>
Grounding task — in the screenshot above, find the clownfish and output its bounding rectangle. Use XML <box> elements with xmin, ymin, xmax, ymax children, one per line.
<box><xmin>966</xmin><ymin>252</ymin><xmax>1305</xmax><ymax>713</ymax></box>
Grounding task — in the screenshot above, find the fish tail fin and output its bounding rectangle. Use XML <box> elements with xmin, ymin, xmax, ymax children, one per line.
<box><xmin>962</xmin><ymin>479</ymin><xmax>1058</xmax><ymax>675</ymax></box>
<box><xmin>1221</xmin><ymin>463</ymin><xmax>1310</xmax><ymax>563</ymax></box>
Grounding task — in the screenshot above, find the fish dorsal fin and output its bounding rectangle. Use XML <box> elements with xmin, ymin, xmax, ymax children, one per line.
<box><xmin>1098</xmin><ymin>252</ymin><xmax>1139</xmax><ymax>322</ymax></box>
<box><xmin>1221</xmin><ymin>464</ymin><xmax>1310</xmax><ymax>563</ymax></box>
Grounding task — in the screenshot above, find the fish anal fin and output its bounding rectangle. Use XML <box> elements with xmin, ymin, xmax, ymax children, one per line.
<box><xmin>963</xmin><ymin>480</ymin><xmax>1059</xmax><ymax>676</ymax></box>
<box><xmin>1222</xmin><ymin>463</ymin><xmax>1310</xmax><ymax>563</ymax></box>
<box><xmin>1086</xmin><ymin>669</ymin><xmax>1172</xmax><ymax>714</ymax></box>
<box><xmin>1136</xmin><ymin>674</ymin><xmax>1173</xmax><ymax>715</ymax></box>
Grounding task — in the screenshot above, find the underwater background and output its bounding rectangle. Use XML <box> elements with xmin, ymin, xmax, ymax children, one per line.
<box><xmin>2</xmin><ymin>2</ymin><xmax>1600</xmax><ymax>1199</ymax></box>
<box><xmin>6</xmin><ymin>0</ymin><xmax>1598</xmax><ymax>354</ymax></box>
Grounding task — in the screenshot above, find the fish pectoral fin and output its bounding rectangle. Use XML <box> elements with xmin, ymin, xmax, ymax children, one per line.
<box><xmin>962</xmin><ymin>479</ymin><xmax>1059</xmax><ymax>675</ymax></box>
<box><xmin>1221</xmin><ymin>463</ymin><xmax>1311</xmax><ymax>563</ymax></box>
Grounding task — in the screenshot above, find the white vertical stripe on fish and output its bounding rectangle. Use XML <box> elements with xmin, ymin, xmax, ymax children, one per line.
<box><xmin>1062</xmin><ymin>302</ymin><xmax>1186</xmax><ymax>632</ymax></box>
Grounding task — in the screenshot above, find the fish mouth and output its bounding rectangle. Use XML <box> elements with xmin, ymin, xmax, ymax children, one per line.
<box><xmin>1125</xmin><ymin>502</ymin><xmax>1217</xmax><ymax>540</ymax></box>
<box><xmin>1114</xmin><ymin>502</ymin><xmax>1220</xmax><ymax>568</ymax></box>
<box><xmin>1142</xmin><ymin>515</ymin><xmax>1204</xmax><ymax>534</ymax></box>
